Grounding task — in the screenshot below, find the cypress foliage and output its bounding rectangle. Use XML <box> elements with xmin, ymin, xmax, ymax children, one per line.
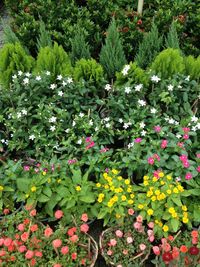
<box><xmin>70</xmin><ymin>27</ymin><xmax>91</xmax><ymax>65</ymax></box>
<box><xmin>36</xmin><ymin>21</ymin><xmax>52</xmax><ymax>52</ymax></box>
<box><xmin>165</xmin><ymin>21</ymin><xmax>180</xmax><ymax>50</ymax></box>
<box><xmin>135</xmin><ymin>22</ymin><xmax>162</xmax><ymax>69</ymax></box>
<box><xmin>100</xmin><ymin>18</ymin><xmax>127</xmax><ymax>80</ymax></box>
<box><xmin>2</xmin><ymin>20</ymin><xmax>20</xmax><ymax>44</ymax></box>
<box><xmin>184</xmin><ymin>55</ymin><xmax>200</xmax><ymax>81</ymax></box>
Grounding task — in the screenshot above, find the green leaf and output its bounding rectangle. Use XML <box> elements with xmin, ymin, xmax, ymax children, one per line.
<box><xmin>98</xmin><ymin>209</ymin><xmax>108</xmax><ymax>220</ymax></box>
<box><xmin>66</xmin><ymin>199</ymin><xmax>76</xmax><ymax>209</ymax></box>
<box><xmin>79</xmin><ymin>194</ymin><xmax>95</xmax><ymax>203</ymax></box>
<box><xmin>170</xmin><ymin>218</ymin><xmax>179</xmax><ymax>232</ymax></box>
<box><xmin>16</xmin><ymin>178</ymin><xmax>30</xmax><ymax>192</ymax></box>
<box><xmin>42</xmin><ymin>187</ymin><xmax>52</xmax><ymax>197</ymax></box>
<box><xmin>171</xmin><ymin>196</ymin><xmax>182</xmax><ymax>206</ymax></box>
<box><xmin>37</xmin><ymin>194</ymin><xmax>50</xmax><ymax>203</ymax></box>
<box><xmin>188</xmin><ymin>189</ymin><xmax>200</xmax><ymax>196</ymax></box>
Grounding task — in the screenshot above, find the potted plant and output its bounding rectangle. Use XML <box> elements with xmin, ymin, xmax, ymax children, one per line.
<box><xmin>99</xmin><ymin>210</ymin><xmax>153</xmax><ymax>266</ymax></box>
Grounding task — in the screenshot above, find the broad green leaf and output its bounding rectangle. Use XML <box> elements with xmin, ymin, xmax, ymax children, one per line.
<box><xmin>170</xmin><ymin>218</ymin><xmax>179</xmax><ymax>232</ymax></box>
<box><xmin>37</xmin><ymin>194</ymin><xmax>50</xmax><ymax>203</ymax></box>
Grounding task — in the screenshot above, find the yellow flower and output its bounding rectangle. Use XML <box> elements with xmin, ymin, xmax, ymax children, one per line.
<box><xmin>103</xmin><ymin>173</ymin><xmax>108</xmax><ymax>179</ymax></box>
<box><xmin>113</xmin><ymin>195</ymin><xmax>118</xmax><ymax>202</ymax></box>
<box><xmin>98</xmin><ymin>198</ymin><xmax>103</xmax><ymax>203</ymax></box>
<box><xmin>99</xmin><ymin>193</ymin><xmax>105</xmax><ymax>198</ymax></box>
<box><xmin>125</xmin><ymin>179</ymin><xmax>130</xmax><ymax>185</ymax></box>
<box><xmin>57</xmin><ymin>179</ymin><xmax>61</xmax><ymax>183</ymax></box>
<box><xmin>160</xmin><ymin>193</ymin><xmax>166</xmax><ymax>199</ymax></box>
<box><xmin>158</xmin><ymin>172</ymin><xmax>164</xmax><ymax>178</ymax></box>
<box><xmin>112</xmin><ymin>169</ymin><xmax>119</xmax><ymax>175</ymax></box>
<box><xmin>47</xmin><ymin>178</ymin><xmax>51</xmax><ymax>183</ymax></box>
<box><xmin>155</xmin><ymin>220</ymin><xmax>159</xmax><ymax>224</ymax></box>
<box><xmin>130</xmin><ymin>194</ymin><xmax>135</xmax><ymax>199</ymax></box>
<box><xmin>117</xmin><ymin>176</ymin><xmax>122</xmax><ymax>181</ymax></box>
<box><xmin>157</xmin><ymin>195</ymin><xmax>162</xmax><ymax>201</ymax></box>
<box><xmin>166</xmin><ymin>189</ymin><xmax>172</xmax><ymax>195</ymax></box>
<box><xmin>107</xmin><ymin>202</ymin><xmax>113</xmax><ymax>208</ymax></box>
<box><xmin>96</xmin><ymin>183</ymin><xmax>101</xmax><ymax>188</ymax></box>
<box><xmin>104</xmin><ymin>185</ymin><xmax>109</xmax><ymax>189</ymax></box>
<box><xmin>177</xmin><ymin>185</ymin><xmax>184</xmax><ymax>192</ymax></box>
<box><xmin>143</xmin><ymin>175</ymin><xmax>149</xmax><ymax>180</ymax></box>
<box><xmin>76</xmin><ymin>186</ymin><xmax>81</xmax><ymax>191</ymax></box>
<box><xmin>118</xmin><ymin>187</ymin><xmax>123</xmax><ymax>193</ymax></box>
<box><xmin>183</xmin><ymin>212</ymin><xmax>188</xmax><ymax>217</ymax></box>
<box><xmin>155</xmin><ymin>190</ymin><xmax>160</xmax><ymax>196</ymax></box>
<box><xmin>115</xmin><ymin>188</ymin><xmax>120</xmax><ymax>193</ymax></box>
<box><xmin>0</xmin><ymin>185</ymin><xmax>4</xmax><ymax>191</ymax></box>
<box><xmin>128</xmin><ymin>199</ymin><xmax>134</xmax><ymax>205</ymax></box>
<box><xmin>25</xmin><ymin>193</ymin><xmax>29</xmax><ymax>198</ymax></box>
<box><xmin>147</xmin><ymin>209</ymin><xmax>154</xmax><ymax>216</ymax></box>
<box><xmin>172</xmin><ymin>212</ymin><xmax>178</xmax><ymax>218</ymax></box>
<box><xmin>151</xmin><ymin>196</ymin><xmax>156</xmax><ymax>202</ymax></box>
<box><xmin>152</xmin><ymin>177</ymin><xmax>157</xmax><ymax>182</ymax></box>
<box><xmin>121</xmin><ymin>195</ymin><xmax>127</xmax><ymax>201</ymax></box>
<box><xmin>163</xmin><ymin>225</ymin><xmax>169</xmax><ymax>232</ymax></box>
<box><xmin>110</xmin><ymin>186</ymin><xmax>115</xmax><ymax>191</ymax></box>
<box><xmin>168</xmin><ymin>207</ymin><xmax>175</xmax><ymax>214</ymax></box>
<box><xmin>143</xmin><ymin>180</ymin><xmax>149</xmax><ymax>186</ymax></box>
<box><xmin>31</xmin><ymin>186</ymin><xmax>37</xmax><ymax>192</ymax></box>
<box><xmin>116</xmin><ymin>213</ymin><xmax>121</xmax><ymax>219</ymax></box>
<box><xmin>127</xmin><ymin>187</ymin><xmax>132</xmax><ymax>193</ymax></box>
<box><xmin>183</xmin><ymin>217</ymin><xmax>189</xmax><ymax>223</ymax></box>
<box><xmin>173</xmin><ymin>188</ymin><xmax>179</xmax><ymax>194</ymax></box>
<box><xmin>42</xmin><ymin>171</ymin><xmax>47</xmax><ymax>176</ymax></box>
<box><xmin>160</xmin><ymin>181</ymin><xmax>165</xmax><ymax>185</ymax></box>
<box><xmin>166</xmin><ymin>175</ymin><xmax>172</xmax><ymax>180</ymax></box>
<box><xmin>159</xmin><ymin>221</ymin><xmax>163</xmax><ymax>227</ymax></box>
<box><xmin>108</xmin><ymin>181</ymin><xmax>113</xmax><ymax>186</ymax></box>
<box><xmin>147</xmin><ymin>191</ymin><xmax>153</xmax><ymax>197</ymax></box>
<box><xmin>182</xmin><ymin>206</ymin><xmax>187</xmax><ymax>211</ymax></box>
<box><xmin>138</xmin><ymin>204</ymin><xmax>144</xmax><ymax>209</ymax></box>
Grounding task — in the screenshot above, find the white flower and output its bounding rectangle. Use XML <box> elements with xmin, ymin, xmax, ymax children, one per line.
<box><xmin>135</xmin><ymin>84</ymin><xmax>143</xmax><ymax>92</ymax></box>
<box><xmin>125</xmin><ymin>87</ymin><xmax>131</xmax><ymax>94</ymax></box>
<box><xmin>192</xmin><ymin>126</ymin><xmax>197</xmax><ymax>132</ymax></box>
<box><xmin>185</xmin><ymin>75</ymin><xmax>190</xmax><ymax>81</ymax></box>
<box><xmin>151</xmin><ymin>75</ymin><xmax>161</xmax><ymax>83</ymax></box>
<box><xmin>50</xmin><ymin>84</ymin><xmax>57</xmax><ymax>90</ymax></box>
<box><xmin>141</xmin><ymin>130</ymin><xmax>146</xmax><ymax>136</ymax></box>
<box><xmin>128</xmin><ymin>142</ymin><xmax>134</xmax><ymax>149</ymax></box>
<box><xmin>196</xmin><ymin>122</ymin><xmax>200</xmax><ymax>129</ymax></box>
<box><xmin>122</xmin><ymin>65</ymin><xmax>130</xmax><ymax>76</ymax></box>
<box><xmin>46</xmin><ymin>71</ymin><xmax>51</xmax><ymax>76</ymax></box>
<box><xmin>167</xmin><ymin>84</ymin><xmax>174</xmax><ymax>91</ymax></box>
<box><xmin>123</xmin><ymin>123</ymin><xmax>131</xmax><ymax>129</ymax></box>
<box><xmin>67</xmin><ymin>77</ymin><xmax>73</xmax><ymax>84</ymax></box>
<box><xmin>139</xmin><ymin>122</ymin><xmax>145</xmax><ymax>129</ymax></box>
<box><xmin>105</xmin><ymin>84</ymin><xmax>112</xmax><ymax>91</ymax></box>
<box><xmin>58</xmin><ymin>91</ymin><xmax>64</xmax><ymax>97</ymax></box>
<box><xmin>176</xmin><ymin>134</ymin><xmax>181</xmax><ymax>139</ymax></box>
<box><xmin>25</xmin><ymin>72</ymin><xmax>31</xmax><ymax>77</ymax></box>
<box><xmin>50</xmin><ymin>125</ymin><xmax>56</xmax><ymax>132</ymax></box>
<box><xmin>104</xmin><ymin>117</ymin><xmax>110</xmax><ymax>122</ymax></box>
<box><xmin>89</xmin><ymin>120</ymin><xmax>93</xmax><ymax>126</ymax></box>
<box><xmin>23</xmin><ymin>78</ymin><xmax>29</xmax><ymax>85</ymax></box>
<box><xmin>65</xmin><ymin>129</ymin><xmax>70</xmax><ymax>133</ymax></box>
<box><xmin>105</xmin><ymin>123</ymin><xmax>111</xmax><ymax>128</ymax></box>
<box><xmin>178</xmin><ymin>85</ymin><xmax>182</xmax><ymax>89</ymax></box>
<box><xmin>191</xmin><ymin>116</ymin><xmax>198</xmax><ymax>123</ymax></box>
<box><xmin>119</xmin><ymin>118</ymin><xmax>123</xmax><ymax>123</ymax></box>
<box><xmin>174</xmin><ymin>121</ymin><xmax>179</xmax><ymax>125</ymax></box>
<box><xmin>72</xmin><ymin>121</ymin><xmax>76</xmax><ymax>127</ymax></box>
<box><xmin>95</xmin><ymin>127</ymin><xmax>99</xmax><ymax>131</ymax></box>
<box><xmin>57</xmin><ymin>75</ymin><xmax>63</xmax><ymax>80</ymax></box>
<box><xmin>21</xmin><ymin>109</ymin><xmax>27</xmax><ymax>115</ymax></box>
<box><xmin>138</xmin><ymin>99</ymin><xmax>146</xmax><ymax>107</ymax></box>
<box><xmin>169</xmin><ymin>118</ymin><xmax>175</xmax><ymax>124</ymax></box>
<box><xmin>150</xmin><ymin>108</ymin><xmax>157</xmax><ymax>114</ymax></box>
<box><xmin>36</xmin><ymin>76</ymin><xmax>41</xmax><ymax>81</ymax></box>
<box><xmin>29</xmin><ymin>134</ymin><xmax>35</xmax><ymax>140</ymax></box>
<box><xmin>49</xmin><ymin>116</ymin><xmax>57</xmax><ymax>123</ymax></box>
<box><xmin>62</xmin><ymin>81</ymin><xmax>67</xmax><ymax>86</ymax></box>
<box><xmin>79</xmin><ymin>112</ymin><xmax>84</xmax><ymax>118</ymax></box>
<box><xmin>17</xmin><ymin>112</ymin><xmax>22</xmax><ymax>118</ymax></box>
<box><xmin>1</xmin><ymin>139</ymin><xmax>5</xmax><ymax>143</ymax></box>
<box><xmin>77</xmin><ymin>139</ymin><xmax>82</xmax><ymax>144</ymax></box>
<box><xmin>5</xmin><ymin>140</ymin><xmax>8</xmax><ymax>145</ymax></box>
<box><xmin>18</xmin><ymin>71</ymin><xmax>23</xmax><ymax>76</ymax></box>
<box><xmin>12</xmin><ymin>74</ymin><xmax>17</xmax><ymax>79</ymax></box>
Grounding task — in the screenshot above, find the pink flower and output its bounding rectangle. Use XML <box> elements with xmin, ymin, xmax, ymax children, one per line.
<box><xmin>17</xmin><ymin>224</ymin><xmax>25</xmax><ymax>232</ymax></box>
<box><xmin>53</xmin><ymin>265</ymin><xmax>62</xmax><ymax>267</ymax></box>
<box><xmin>123</xmin><ymin>249</ymin><xmax>128</xmax><ymax>255</ymax></box>
<box><xmin>182</xmin><ymin>127</ymin><xmax>190</xmax><ymax>133</ymax></box>
<box><xmin>180</xmin><ymin>154</ymin><xmax>188</xmax><ymax>161</ymax></box>
<box><xmin>4</xmin><ymin>238</ymin><xmax>12</xmax><ymax>247</ymax></box>
<box><xmin>0</xmin><ymin>238</ymin><xmax>4</xmax><ymax>246</ymax></box>
<box><xmin>25</xmin><ymin>250</ymin><xmax>34</xmax><ymax>259</ymax></box>
<box><xmin>55</xmin><ymin>210</ymin><xmax>64</xmax><ymax>219</ymax></box>
<box><xmin>35</xmin><ymin>251</ymin><xmax>42</xmax><ymax>258</ymax></box>
<box><xmin>81</xmin><ymin>213</ymin><xmax>88</xmax><ymax>222</ymax></box>
<box><xmin>107</xmin><ymin>250</ymin><xmax>113</xmax><ymax>256</ymax></box>
<box><xmin>67</xmin><ymin>227</ymin><xmax>76</xmax><ymax>236</ymax></box>
<box><xmin>161</xmin><ymin>140</ymin><xmax>168</xmax><ymax>149</ymax></box>
<box><xmin>30</xmin><ymin>224</ymin><xmax>38</xmax><ymax>232</ymax></box>
<box><xmin>139</xmin><ymin>244</ymin><xmax>146</xmax><ymax>251</ymax></box>
<box><xmin>134</xmin><ymin>138</ymin><xmax>142</xmax><ymax>143</ymax></box>
<box><xmin>115</xmin><ymin>230</ymin><xmax>123</xmax><ymax>238</ymax></box>
<box><xmin>153</xmin><ymin>246</ymin><xmax>160</xmax><ymax>255</ymax></box>
<box><xmin>23</xmin><ymin>165</ymin><xmax>30</xmax><ymax>171</ymax></box>
<box><xmin>177</xmin><ymin>142</ymin><xmax>184</xmax><ymax>148</ymax></box>
<box><xmin>127</xmin><ymin>237</ymin><xmax>133</xmax><ymax>244</ymax></box>
<box><xmin>136</xmin><ymin>215</ymin><xmax>143</xmax><ymax>223</ymax></box>
<box><xmin>154</xmin><ymin>126</ymin><xmax>161</xmax><ymax>133</ymax></box>
<box><xmin>44</xmin><ymin>227</ymin><xmax>53</xmax><ymax>237</ymax></box>
<box><xmin>70</xmin><ymin>235</ymin><xmax>79</xmax><ymax>243</ymax></box>
<box><xmin>197</xmin><ymin>166</ymin><xmax>200</xmax><ymax>173</ymax></box>
<box><xmin>149</xmin><ymin>235</ymin><xmax>155</xmax><ymax>242</ymax></box>
<box><xmin>68</xmin><ymin>159</ymin><xmax>77</xmax><ymax>164</ymax></box>
<box><xmin>185</xmin><ymin>172</ymin><xmax>192</xmax><ymax>180</ymax></box>
<box><xmin>183</xmin><ymin>134</ymin><xmax>189</xmax><ymax>140</ymax></box>
<box><xmin>85</xmin><ymin>137</ymin><xmax>91</xmax><ymax>143</ymax></box>
<box><xmin>133</xmin><ymin>222</ymin><xmax>142</xmax><ymax>230</ymax></box>
<box><xmin>197</xmin><ymin>154</ymin><xmax>200</xmax><ymax>158</ymax></box>
<box><xmin>148</xmin><ymin>222</ymin><xmax>154</xmax><ymax>229</ymax></box>
<box><xmin>110</xmin><ymin>239</ymin><xmax>117</xmax><ymax>246</ymax></box>
<box><xmin>3</xmin><ymin>209</ymin><xmax>10</xmax><ymax>215</ymax></box>
<box><xmin>18</xmin><ymin>245</ymin><xmax>27</xmax><ymax>253</ymax></box>
<box><xmin>128</xmin><ymin>208</ymin><xmax>134</xmax><ymax>215</ymax></box>
<box><xmin>148</xmin><ymin>157</ymin><xmax>154</xmax><ymax>165</ymax></box>
<box><xmin>21</xmin><ymin>232</ymin><xmax>29</xmax><ymax>242</ymax></box>
<box><xmin>71</xmin><ymin>252</ymin><xmax>77</xmax><ymax>260</ymax></box>
<box><xmin>52</xmin><ymin>239</ymin><xmax>62</xmax><ymax>248</ymax></box>
<box><xmin>147</xmin><ymin>230</ymin><xmax>154</xmax><ymax>237</ymax></box>
<box><xmin>183</xmin><ymin>161</ymin><xmax>190</xmax><ymax>168</ymax></box>
<box><xmin>153</xmin><ymin>154</ymin><xmax>160</xmax><ymax>161</ymax></box>
<box><xmin>61</xmin><ymin>246</ymin><xmax>69</xmax><ymax>255</ymax></box>
<box><xmin>29</xmin><ymin>209</ymin><xmax>37</xmax><ymax>217</ymax></box>
<box><xmin>80</xmin><ymin>224</ymin><xmax>89</xmax><ymax>233</ymax></box>
<box><xmin>100</xmin><ymin>147</ymin><xmax>109</xmax><ymax>153</ymax></box>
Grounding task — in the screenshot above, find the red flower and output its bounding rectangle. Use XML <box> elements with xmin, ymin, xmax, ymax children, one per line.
<box><xmin>81</xmin><ymin>213</ymin><xmax>88</xmax><ymax>222</ymax></box>
<box><xmin>55</xmin><ymin>210</ymin><xmax>64</xmax><ymax>219</ymax></box>
<box><xmin>80</xmin><ymin>224</ymin><xmax>89</xmax><ymax>233</ymax></box>
<box><xmin>3</xmin><ymin>238</ymin><xmax>12</xmax><ymax>247</ymax></box>
<box><xmin>23</xmin><ymin>218</ymin><xmax>30</xmax><ymax>225</ymax></box>
<box><xmin>10</xmin><ymin>255</ymin><xmax>16</xmax><ymax>261</ymax></box>
<box><xmin>71</xmin><ymin>252</ymin><xmax>77</xmax><ymax>260</ymax></box>
<box><xmin>3</xmin><ymin>209</ymin><xmax>10</xmax><ymax>215</ymax></box>
<box><xmin>137</xmin><ymin>19</ymin><xmax>142</xmax><ymax>25</ymax></box>
<box><xmin>25</xmin><ymin>250</ymin><xmax>34</xmax><ymax>259</ymax></box>
<box><xmin>18</xmin><ymin>245</ymin><xmax>27</xmax><ymax>253</ymax></box>
<box><xmin>189</xmin><ymin>247</ymin><xmax>199</xmax><ymax>255</ymax></box>
<box><xmin>180</xmin><ymin>245</ymin><xmax>188</xmax><ymax>253</ymax></box>
<box><xmin>191</xmin><ymin>230</ymin><xmax>198</xmax><ymax>238</ymax></box>
<box><xmin>35</xmin><ymin>251</ymin><xmax>43</xmax><ymax>257</ymax></box>
<box><xmin>70</xmin><ymin>235</ymin><xmax>79</xmax><ymax>243</ymax></box>
<box><xmin>29</xmin><ymin>209</ymin><xmax>37</xmax><ymax>217</ymax></box>
<box><xmin>53</xmin><ymin>265</ymin><xmax>62</xmax><ymax>267</ymax></box>
<box><xmin>21</xmin><ymin>232</ymin><xmax>29</xmax><ymax>242</ymax></box>
<box><xmin>44</xmin><ymin>227</ymin><xmax>53</xmax><ymax>237</ymax></box>
<box><xmin>30</xmin><ymin>224</ymin><xmax>38</xmax><ymax>232</ymax></box>
<box><xmin>81</xmin><ymin>259</ymin><xmax>86</xmax><ymax>265</ymax></box>
<box><xmin>61</xmin><ymin>246</ymin><xmax>69</xmax><ymax>255</ymax></box>
<box><xmin>162</xmin><ymin>252</ymin><xmax>173</xmax><ymax>263</ymax></box>
<box><xmin>67</xmin><ymin>227</ymin><xmax>76</xmax><ymax>237</ymax></box>
<box><xmin>30</xmin><ymin>258</ymin><xmax>36</xmax><ymax>266</ymax></box>
<box><xmin>17</xmin><ymin>224</ymin><xmax>25</xmax><ymax>231</ymax></box>
<box><xmin>52</xmin><ymin>239</ymin><xmax>62</xmax><ymax>248</ymax></box>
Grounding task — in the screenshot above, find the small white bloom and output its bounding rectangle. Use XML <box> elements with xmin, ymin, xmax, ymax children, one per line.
<box><xmin>151</xmin><ymin>75</ymin><xmax>161</xmax><ymax>83</ymax></box>
<box><xmin>12</xmin><ymin>74</ymin><xmax>17</xmax><ymax>79</ymax></box>
<box><xmin>67</xmin><ymin>77</ymin><xmax>73</xmax><ymax>84</ymax></box>
<box><xmin>46</xmin><ymin>71</ymin><xmax>51</xmax><ymax>76</ymax></box>
<box><xmin>50</xmin><ymin>84</ymin><xmax>57</xmax><ymax>90</ymax></box>
<box><xmin>123</xmin><ymin>123</ymin><xmax>130</xmax><ymax>129</ymax></box>
<box><xmin>18</xmin><ymin>71</ymin><xmax>23</xmax><ymax>76</ymax></box>
<box><xmin>150</xmin><ymin>108</ymin><xmax>157</xmax><ymax>114</ymax></box>
<box><xmin>79</xmin><ymin>112</ymin><xmax>84</xmax><ymax>118</ymax></box>
<box><xmin>49</xmin><ymin>116</ymin><xmax>57</xmax><ymax>123</ymax></box>
<box><xmin>125</xmin><ymin>87</ymin><xmax>131</xmax><ymax>94</ymax></box>
<box><xmin>191</xmin><ymin>116</ymin><xmax>198</xmax><ymax>123</ymax></box>
<box><xmin>169</xmin><ymin>118</ymin><xmax>175</xmax><ymax>124</ymax></box>
<box><xmin>10</xmin><ymin>134</ymin><xmax>13</xmax><ymax>137</ymax></box>
<box><xmin>17</xmin><ymin>112</ymin><xmax>22</xmax><ymax>118</ymax></box>
<box><xmin>141</xmin><ymin>130</ymin><xmax>146</xmax><ymax>136</ymax></box>
<box><xmin>105</xmin><ymin>123</ymin><xmax>111</xmax><ymax>128</ymax></box>
<box><xmin>95</xmin><ymin>127</ymin><xmax>99</xmax><ymax>131</ymax></box>
<box><xmin>138</xmin><ymin>99</ymin><xmax>146</xmax><ymax>107</ymax></box>
<box><xmin>105</xmin><ymin>84</ymin><xmax>112</xmax><ymax>91</ymax></box>
<box><xmin>104</xmin><ymin>117</ymin><xmax>110</xmax><ymax>122</ymax></box>
<box><xmin>139</xmin><ymin>122</ymin><xmax>145</xmax><ymax>129</ymax></box>
<box><xmin>21</xmin><ymin>109</ymin><xmax>27</xmax><ymax>115</ymax></box>
<box><xmin>5</xmin><ymin>140</ymin><xmax>8</xmax><ymax>145</ymax></box>
<box><xmin>119</xmin><ymin>118</ymin><xmax>123</xmax><ymax>123</ymax></box>
<box><xmin>122</xmin><ymin>65</ymin><xmax>130</xmax><ymax>76</ymax></box>
<box><xmin>25</xmin><ymin>72</ymin><xmax>31</xmax><ymax>77</ymax></box>
<box><xmin>135</xmin><ymin>84</ymin><xmax>143</xmax><ymax>92</ymax></box>
<box><xmin>58</xmin><ymin>91</ymin><xmax>64</xmax><ymax>97</ymax></box>
<box><xmin>176</xmin><ymin>134</ymin><xmax>181</xmax><ymax>139</ymax></box>
<box><xmin>35</xmin><ymin>76</ymin><xmax>41</xmax><ymax>81</ymax></box>
<box><xmin>23</xmin><ymin>78</ymin><xmax>29</xmax><ymax>85</ymax></box>
<box><xmin>72</xmin><ymin>121</ymin><xmax>76</xmax><ymax>127</ymax></box>
<box><xmin>196</xmin><ymin>122</ymin><xmax>200</xmax><ymax>129</ymax></box>
<box><xmin>192</xmin><ymin>126</ymin><xmax>197</xmax><ymax>132</ymax></box>
<box><xmin>185</xmin><ymin>75</ymin><xmax>190</xmax><ymax>81</ymax></box>
<box><xmin>178</xmin><ymin>85</ymin><xmax>182</xmax><ymax>89</ymax></box>
<box><xmin>57</xmin><ymin>75</ymin><xmax>63</xmax><ymax>80</ymax></box>
<box><xmin>50</xmin><ymin>125</ymin><xmax>56</xmax><ymax>132</ymax></box>
<box><xmin>89</xmin><ymin>120</ymin><xmax>93</xmax><ymax>126</ymax></box>
<box><xmin>65</xmin><ymin>129</ymin><xmax>70</xmax><ymax>133</ymax></box>
<box><xmin>128</xmin><ymin>142</ymin><xmax>134</xmax><ymax>149</ymax></box>
<box><xmin>62</xmin><ymin>81</ymin><xmax>67</xmax><ymax>86</ymax></box>
<box><xmin>174</xmin><ymin>121</ymin><xmax>179</xmax><ymax>125</ymax></box>
<box><xmin>167</xmin><ymin>84</ymin><xmax>174</xmax><ymax>91</ymax></box>
<box><xmin>29</xmin><ymin>134</ymin><xmax>35</xmax><ymax>140</ymax></box>
<box><xmin>1</xmin><ymin>139</ymin><xmax>5</xmax><ymax>143</ymax></box>
<box><xmin>77</xmin><ymin>139</ymin><xmax>82</xmax><ymax>144</ymax></box>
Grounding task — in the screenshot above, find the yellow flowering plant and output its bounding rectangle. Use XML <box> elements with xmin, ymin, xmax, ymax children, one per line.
<box><xmin>95</xmin><ymin>169</ymin><xmax>135</xmax><ymax>225</ymax></box>
<box><xmin>134</xmin><ymin>171</ymin><xmax>191</xmax><ymax>237</ymax></box>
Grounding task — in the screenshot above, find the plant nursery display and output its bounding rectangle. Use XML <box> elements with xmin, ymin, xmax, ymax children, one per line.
<box><xmin>0</xmin><ymin>0</ymin><xmax>199</xmax><ymax>266</ymax></box>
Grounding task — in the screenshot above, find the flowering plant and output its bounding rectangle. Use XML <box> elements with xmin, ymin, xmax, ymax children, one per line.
<box><xmin>152</xmin><ymin>230</ymin><xmax>200</xmax><ymax>267</ymax></box>
<box><xmin>0</xmin><ymin>207</ymin><xmax>98</xmax><ymax>266</ymax></box>
<box><xmin>100</xmin><ymin>211</ymin><xmax>153</xmax><ymax>267</ymax></box>
<box><xmin>95</xmin><ymin>169</ymin><xmax>135</xmax><ymax>225</ymax></box>
<box><xmin>134</xmin><ymin>171</ymin><xmax>191</xmax><ymax>236</ymax></box>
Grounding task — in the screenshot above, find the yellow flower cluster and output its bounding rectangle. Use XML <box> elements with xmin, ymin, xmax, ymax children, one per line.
<box><xmin>0</xmin><ymin>185</ymin><xmax>4</xmax><ymax>191</ymax></box>
<box><xmin>96</xmin><ymin>169</ymin><xmax>134</xmax><ymax>209</ymax></box>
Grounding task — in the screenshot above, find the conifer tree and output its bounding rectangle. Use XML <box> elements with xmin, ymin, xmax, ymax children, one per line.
<box><xmin>100</xmin><ymin>18</ymin><xmax>127</xmax><ymax>80</ymax></box>
<box><xmin>36</xmin><ymin>21</ymin><xmax>52</xmax><ymax>52</ymax></box>
<box><xmin>165</xmin><ymin>21</ymin><xmax>180</xmax><ymax>50</ymax></box>
<box><xmin>135</xmin><ymin>22</ymin><xmax>162</xmax><ymax>69</ymax></box>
